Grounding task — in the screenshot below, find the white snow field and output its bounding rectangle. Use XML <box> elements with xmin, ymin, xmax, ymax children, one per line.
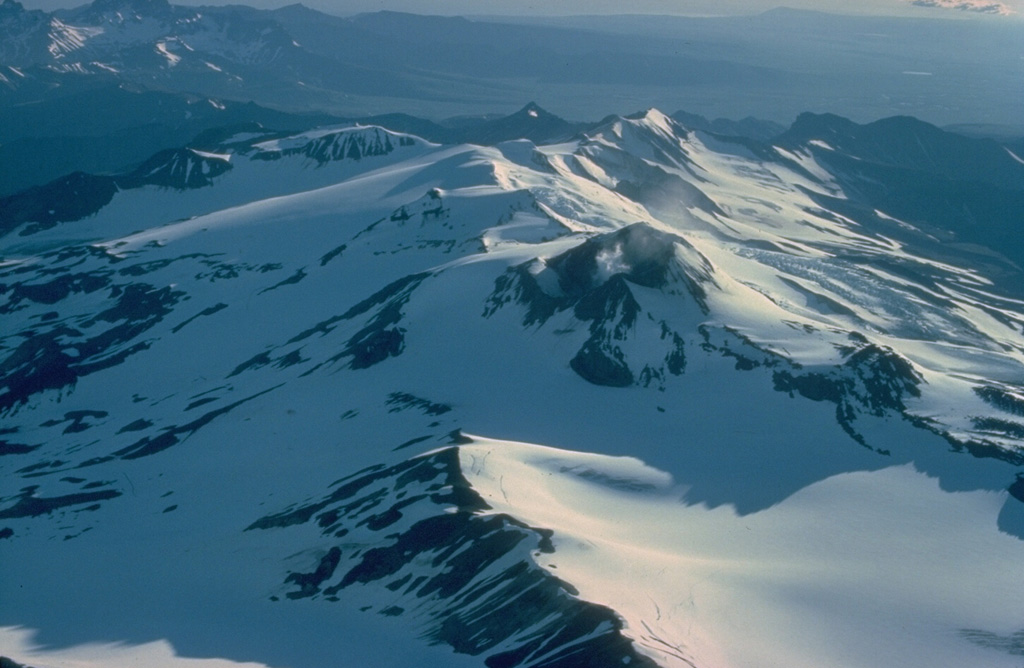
<box><xmin>2</xmin><ymin>111</ymin><xmax>1024</xmax><ymax>668</ymax></box>
<box><xmin>462</xmin><ymin>437</ymin><xmax>1024</xmax><ymax>668</ymax></box>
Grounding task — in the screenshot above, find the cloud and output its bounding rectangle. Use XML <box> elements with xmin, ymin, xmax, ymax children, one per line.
<box><xmin>908</xmin><ymin>0</ymin><xmax>1016</xmax><ymax>15</ymax></box>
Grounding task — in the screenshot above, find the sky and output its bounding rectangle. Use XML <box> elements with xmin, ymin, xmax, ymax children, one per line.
<box><xmin>14</xmin><ymin>0</ymin><xmax>1024</xmax><ymax>16</ymax></box>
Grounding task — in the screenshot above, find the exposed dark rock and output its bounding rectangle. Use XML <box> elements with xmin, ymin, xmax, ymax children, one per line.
<box><xmin>386</xmin><ymin>392</ymin><xmax>452</xmax><ymax>416</ymax></box>
<box><xmin>248</xmin><ymin>448</ymin><xmax>477</xmax><ymax>532</ymax></box>
<box><xmin>250</xmin><ymin>447</ymin><xmax>662</xmax><ymax>668</ymax></box>
<box><xmin>972</xmin><ymin>417</ymin><xmax>1024</xmax><ymax>439</ymax></box>
<box><xmin>0</xmin><ymin>486</ymin><xmax>121</xmax><ymax>519</ymax></box>
<box><xmin>773</xmin><ymin>343</ymin><xmax>921</xmax><ymax>413</ymax></box>
<box><xmin>228</xmin><ymin>351</ymin><xmax>273</xmax><ymax>378</ymax></box>
<box><xmin>116</xmin><ymin>419</ymin><xmax>153</xmax><ymax>434</ymax></box>
<box><xmin>319</xmin><ymin>243</ymin><xmax>347</xmax><ymax>267</ymax></box>
<box><xmin>118</xmin><ymin>148</ymin><xmax>233</xmax><ymax>190</ymax></box>
<box><xmin>485</xmin><ymin>224</ymin><xmax>708</xmax><ymax>388</ymax></box>
<box><xmin>40</xmin><ymin>410</ymin><xmax>106</xmax><ymax>432</ymax></box>
<box><xmin>172</xmin><ymin>303</ymin><xmax>228</xmax><ymax>334</ymax></box>
<box><xmin>342</xmin><ymin>326</ymin><xmax>405</xmax><ymax>370</ymax></box>
<box><xmin>1008</xmin><ymin>475</ymin><xmax>1024</xmax><ymax>504</ymax></box>
<box><xmin>286</xmin><ymin>546</ymin><xmax>342</xmax><ymax>599</ymax></box>
<box><xmin>0</xmin><ymin>279</ymin><xmax>185</xmax><ymax>412</ymax></box>
<box><xmin>259</xmin><ymin>268</ymin><xmax>307</xmax><ymax>295</ymax></box>
<box><xmin>252</xmin><ymin>127</ymin><xmax>400</xmax><ymax>164</ymax></box>
<box><xmin>118</xmin><ymin>254</ymin><xmax>214</xmax><ymax>278</ymax></box>
<box><xmin>774</xmin><ymin>371</ymin><xmax>842</xmax><ymax>404</ymax></box>
<box><xmin>395</xmin><ymin>435</ymin><xmax>434</xmax><ymax>451</ymax></box>
<box><xmin>194</xmin><ymin>259</ymin><xmax>282</xmax><ymax>282</ymax></box>
<box><xmin>772</xmin><ymin>343</ymin><xmax>923</xmax><ymax>448</ymax></box>
<box><xmin>663</xmin><ymin>325</ymin><xmax>686</xmax><ymax>375</ymax></box>
<box><xmin>113</xmin><ymin>384</ymin><xmax>282</xmax><ymax>460</ymax></box>
<box><xmin>185</xmin><ymin>397</ymin><xmax>218</xmax><ymax>411</ymax></box>
<box><xmin>0</xmin><ymin>329</ymin><xmax>83</xmax><ymax>413</ymax></box>
<box><xmin>2</xmin><ymin>271</ymin><xmax>112</xmax><ymax>310</ymax></box>
<box><xmin>269</xmin><ymin>272</ymin><xmax>428</xmax><ymax>372</ymax></box>
<box><xmin>0</xmin><ymin>657</ymin><xmax>36</xmax><ymax>668</ymax></box>
<box><xmin>275</xmin><ymin>350</ymin><xmax>307</xmax><ymax>368</ymax></box>
<box><xmin>548</xmin><ymin>223</ymin><xmax>688</xmax><ymax>294</ymax></box>
<box><xmin>0</xmin><ymin>440</ymin><xmax>39</xmax><ymax>455</ymax></box>
<box><xmin>975</xmin><ymin>385</ymin><xmax>1024</xmax><ymax>417</ymax></box>
<box><xmin>570</xmin><ymin>340</ymin><xmax>633</xmax><ymax>387</ymax></box>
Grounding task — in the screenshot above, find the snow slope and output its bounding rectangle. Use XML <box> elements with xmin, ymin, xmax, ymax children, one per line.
<box><xmin>2</xmin><ymin>110</ymin><xmax>1024</xmax><ymax>668</ymax></box>
<box><xmin>463</xmin><ymin>437</ymin><xmax>1024</xmax><ymax>668</ymax></box>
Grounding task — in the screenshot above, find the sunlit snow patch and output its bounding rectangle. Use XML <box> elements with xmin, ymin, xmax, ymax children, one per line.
<box><xmin>460</xmin><ymin>436</ymin><xmax>1024</xmax><ymax>668</ymax></box>
<box><xmin>155</xmin><ymin>41</ymin><xmax>181</xmax><ymax>66</ymax></box>
<box><xmin>0</xmin><ymin>627</ymin><xmax>273</xmax><ymax>668</ymax></box>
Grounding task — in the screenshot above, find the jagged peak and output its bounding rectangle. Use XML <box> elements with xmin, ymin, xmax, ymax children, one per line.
<box><xmin>577</xmin><ymin>108</ymin><xmax>697</xmax><ymax>174</ymax></box>
<box><xmin>257</xmin><ymin>123</ymin><xmax>425</xmax><ymax>148</ymax></box>
<box><xmin>544</xmin><ymin>222</ymin><xmax>713</xmax><ymax>300</ymax></box>
<box><xmin>593</xmin><ymin>108</ymin><xmax>688</xmax><ymax>143</ymax></box>
<box><xmin>248</xmin><ymin>124</ymin><xmax>427</xmax><ymax>164</ymax></box>
<box><xmin>621</xmin><ymin>108</ymin><xmax>689</xmax><ymax>138</ymax></box>
<box><xmin>118</xmin><ymin>146</ymin><xmax>232</xmax><ymax>189</ymax></box>
<box><xmin>624</xmin><ymin>107</ymin><xmax>674</xmax><ymax>127</ymax></box>
<box><xmin>515</xmin><ymin>101</ymin><xmax>551</xmax><ymax>120</ymax></box>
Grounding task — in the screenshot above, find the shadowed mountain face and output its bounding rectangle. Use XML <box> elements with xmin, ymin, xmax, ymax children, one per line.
<box><xmin>2</xmin><ymin>104</ymin><xmax>1024</xmax><ymax>668</ymax></box>
<box><xmin>777</xmin><ymin>112</ymin><xmax>1024</xmax><ymax>192</ymax></box>
<box><xmin>0</xmin><ymin>86</ymin><xmax>343</xmax><ymax>197</ymax></box>
<box><xmin>775</xmin><ymin>112</ymin><xmax>1024</xmax><ymax>269</ymax></box>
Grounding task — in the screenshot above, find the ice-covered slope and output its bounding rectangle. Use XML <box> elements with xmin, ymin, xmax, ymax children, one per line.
<box><xmin>2</xmin><ymin>110</ymin><xmax>1024</xmax><ymax>668</ymax></box>
<box><xmin>0</xmin><ymin>123</ymin><xmax>433</xmax><ymax>246</ymax></box>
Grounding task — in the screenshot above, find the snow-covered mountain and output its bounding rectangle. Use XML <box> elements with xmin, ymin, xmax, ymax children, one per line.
<box><xmin>2</xmin><ymin>109</ymin><xmax>1024</xmax><ymax>668</ymax></box>
<box><xmin>0</xmin><ymin>0</ymin><xmax>424</xmax><ymax>115</ymax></box>
<box><xmin>0</xmin><ymin>0</ymin><xmax>296</xmax><ymax>73</ymax></box>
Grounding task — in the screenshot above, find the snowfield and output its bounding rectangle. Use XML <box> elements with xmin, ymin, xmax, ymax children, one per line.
<box><xmin>463</xmin><ymin>437</ymin><xmax>1024</xmax><ymax>668</ymax></box>
<box><xmin>2</xmin><ymin>110</ymin><xmax>1024</xmax><ymax>668</ymax></box>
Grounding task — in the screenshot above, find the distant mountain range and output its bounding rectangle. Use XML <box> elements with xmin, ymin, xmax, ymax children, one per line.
<box><xmin>2</xmin><ymin>0</ymin><xmax>1022</xmax><ymax>128</ymax></box>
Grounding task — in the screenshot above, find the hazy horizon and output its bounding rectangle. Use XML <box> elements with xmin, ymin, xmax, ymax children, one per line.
<box><xmin>13</xmin><ymin>0</ymin><xmax>1024</xmax><ymax>19</ymax></box>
